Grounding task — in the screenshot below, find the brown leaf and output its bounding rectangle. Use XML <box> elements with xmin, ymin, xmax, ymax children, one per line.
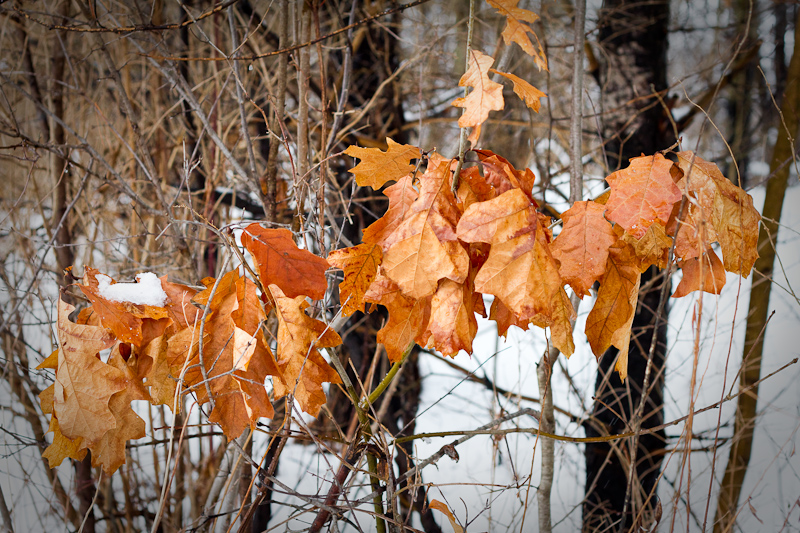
<box><xmin>451</xmin><ymin>50</ymin><xmax>504</xmax><ymax>128</ymax></box>
<box><xmin>460</xmin><ymin>206</ymin><xmax>575</xmax><ymax>354</ymax></box>
<box><xmin>362</xmin><ymin>175</ymin><xmax>420</xmax><ymax>245</ymax></box>
<box><xmin>674</xmin><ymin>152</ymin><xmax>761</xmax><ymax>276</ymax></box>
<box><xmin>672</xmin><ymin>248</ymin><xmax>727</xmax><ymax>298</ymax></box>
<box><xmin>241</xmin><ymin>224</ymin><xmax>330</xmax><ymax>299</ymax></box>
<box><xmin>42</xmin><ymin>416</ymin><xmax>87</xmax><ymax>468</ymax></box>
<box><xmin>424</xmin><ymin>278</ymin><xmax>479</xmax><ymax>357</ymax></box>
<box><xmin>364</xmin><ymin>273</ymin><xmax>431</xmax><ymax>362</ymax></box>
<box><xmin>90</xmin><ymin>390</ymin><xmax>145</xmax><ymax>474</ymax></box>
<box><xmin>551</xmin><ymin>201</ymin><xmax>617</xmax><ymax>297</ymax></box>
<box><xmin>489</xmin><ymin>297</ymin><xmax>530</xmax><ymax>338</ymax></box>
<box><xmin>429</xmin><ymin>499</ymin><xmax>464</xmax><ymax>533</ymax></box>
<box><xmin>491</xmin><ymin>69</ymin><xmax>546</xmax><ymax>112</ymax></box>
<box><xmin>343</xmin><ymin>138</ymin><xmax>421</xmax><ymax>189</ymax></box>
<box><xmin>487</xmin><ymin>0</ymin><xmax>548</xmax><ymax>70</ymax></box>
<box><xmin>457</xmin><ymin>188</ymin><xmax>537</xmax><ymax>244</ymax></box>
<box><xmin>167</xmin><ymin>271</ymin><xmax>280</xmax><ymax>437</ymax></box>
<box><xmin>585</xmin><ymin>239</ymin><xmax>641</xmax><ymax>380</ymax></box>
<box><xmin>456</xmin><ymin>165</ymin><xmax>496</xmax><ymax>209</ymax></box>
<box><xmin>473</xmin><ymin>150</ymin><xmax>538</xmax><ymax>203</ymax></box>
<box><xmin>270</xmin><ymin>285</ymin><xmax>342</xmax><ymax>417</ymax></box>
<box><xmin>79</xmin><ymin>268</ymin><xmax>144</xmax><ymax>346</ymax></box>
<box><xmin>53</xmin><ymin>298</ymin><xmax>124</xmax><ymax>444</ymax></box>
<box><xmin>160</xmin><ymin>277</ymin><xmax>200</xmax><ymax>329</ymax></box>
<box><xmin>605</xmin><ymin>154</ymin><xmax>682</xmax><ymax>239</ymax></box>
<box><xmin>327</xmin><ymin>243</ymin><xmax>382</xmax><ymax>317</ymax></box>
<box><xmin>380</xmin><ymin>156</ymin><xmax>469</xmax><ymax>298</ymax></box>
<box><xmin>622</xmin><ymin>220</ymin><xmax>674</xmax><ymax>271</ymax></box>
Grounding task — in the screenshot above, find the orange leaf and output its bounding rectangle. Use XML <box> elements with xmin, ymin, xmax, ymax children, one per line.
<box><xmin>473</xmin><ymin>150</ymin><xmax>538</xmax><ymax>203</ymax></box>
<box><xmin>429</xmin><ymin>499</ymin><xmax>464</xmax><ymax>533</ymax></box>
<box><xmin>451</xmin><ymin>50</ymin><xmax>504</xmax><ymax>128</ymax></box>
<box><xmin>551</xmin><ymin>201</ymin><xmax>617</xmax><ymax>297</ymax></box>
<box><xmin>457</xmin><ymin>188</ymin><xmax>537</xmax><ymax>244</ymax></box>
<box><xmin>327</xmin><ymin>243</ymin><xmax>382</xmax><ymax>317</ymax></box>
<box><xmin>605</xmin><ymin>154</ymin><xmax>682</xmax><ymax>239</ymax></box>
<box><xmin>487</xmin><ymin>0</ymin><xmax>548</xmax><ymax>70</ymax></box>
<box><xmin>364</xmin><ymin>273</ymin><xmax>431</xmax><ymax>362</ymax></box>
<box><xmin>622</xmin><ymin>220</ymin><xmax>673</xmax><ymax>271</ymax></box>
<box><xmin>53</xmin><ymin>298</ymin><xmax>124</xmax><ymax>445</ymax></box>
<box><xmin>379</xmin><ymin>156</ymin><xmax>469</xmax><ymax>298</ymax></box>
<box><xmin>424</xmin><ymin>278</ymin><xmax>479</xmax><ymax>357</ymax></box>
<box><xmin>674</xmin><ymin>152</ymin><xmax>760</xmax><ymax>276</ymax></box>
<box><xmin>362</xmin><ymin>175</ymin><xmax>420</xmax><ymax>245</ymax></box>
<box><xmin>241</xmin><ymin>224</ymin><xmax>329</xmax><ymax>299</ymax></box>
<box><xmin>88</xmin><ymin>347</ymin><xmax>147</xmax><ymax>474</ymax></box>
<box><xmin>160</xmin><ymin>277</ymin><xmax>200</xmax><ymax>329</ymax></box>
<box><xmin>343</xmin><ymin>138</ymin><xmax>421</xmax><ymax>189</ymax></box>
<box><xmin>167</xmin><ymin>271</ymin><xmax>280</xmax><ymax>437</ymax></box>
<box><xmin>585</xmin><ymin>239</ymin><xmax>641</xmax><ymax>380</ymax></box>
<box><xmin>672</xmin><ymin>248</ymin><xmax>727</xmax><ymax>298</ymax></box>
<box><xmin>460</xmin><ymin>204</ymin><xmax>575</xmax><ymax>355</ymax></box>
<box><xmin>42</xmin><ymin>416</ymin><xmax>86</xmax><ymax>468</ymax></box>
<box><xmin>270</xmin><ymin>284</ymin><xmax>342</xmax><ymax>417</ymax></box>
<box><xmin>490</xmin><ymin>297</ymin><xmax>530</xmax><ymax>338</ymax></box>
<box><xmin>491</xmin><ymin>69</ymin><xmax>546</xmax><ymax>112</ymax></box>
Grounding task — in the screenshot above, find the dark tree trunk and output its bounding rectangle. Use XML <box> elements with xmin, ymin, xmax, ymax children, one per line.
<box><xmin>583</xmin><ymin>2</ymin><xmax>673</xmax><ymax>531</ymax></box>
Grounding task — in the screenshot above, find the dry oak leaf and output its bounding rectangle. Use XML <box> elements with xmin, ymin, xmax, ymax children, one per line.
<box><xmin>429</xmin><ymin>499</ymin><xmax>465</xmax><ymax>533</ymax></box>
<box><xmin>622</xmin><ymin>220</ymin><xmax>673</xmax><ymax>271</ymax></box>
<box><xmin>380</xmin><ymin>156</ymin><xmax>469</xmax><ymax>299</ymax></box>
<box><xmin>585</xmin><ymin>239</ymin><xmax>641</xmax><ymax>380</ymax></box>
<box><xmin>160</xmin><ymin>277</ymin><xmax>200</xmax><ymax>330</ymax></box>
<box><xmin>459</xmin><ymin>196</ymin><xmax>575</xmax><ymax>355</ymax></box>
<box><xmin>452</xmin><ymin>50</ymin><xmax>504</xmax><ymax>128</ymax></box>
<box><xmin>167</xmin><ymin>271</ymin><xmax>279</xmax><ymax>437</ymax></box>
<box><xmin>473</xmin><ymin>150</ymin><xmax>538</xmax><ymax>203</ymax></box>
<box><xmin>79</xmin><ymin>268</ymin><xmax>143</xmax><ymax>346</ymax></box>
<box><xmin>490</xmin><ymin>297</ymin><xmax>530</xmax><ymax>338</ymax></box>
<box><xmin>88</xmin><ymin>347</ymin><xmax>148</xmax><ymax>474</ymax></box>
<box><xmin>551</xmin><ymin>201</ymin><xmax>617</xmax><ymax>297</ymax></box>
<box><xmin>42</xmin><ymin>416</ymin><xmax>86</xmax><ymax>468</ymax></box>
<box><xmin>364</xmin><ymin>273</ymin><xmax>431</xmax><ymax>362</ymax></box>
<box><xmin>672</xmin><ymin>248</ymin><xmax>727</xmax><ymax>298</ymax></box>
<box><xmin>90</xmin><ymin>390</ymin><xmax>145</xmax><ymax>474</ymax></box>
<box><xmin>491</xmin><ymin>69</ymin><xmax>546</xmax><ymax>112</ymax></box>
<box><xmin>487</xmin><ymin>0</ymin><xmax>548</xmax><ymax>70</ymax></box>
<box><xmin>362</xmin><ymin>174</ymin><xmax>420</xmax><ymax>246</ymax></box>
<box><xmin>424</xmin><ymin>277</ymin><xmax>479</xmax><ymax>357</ymax></box>
<box><xmin>269</xmin><ymin>284</ymin><xmax>342</xmax><ymax>417</ymax></box>
<box><xmin>241</xmin><ymin>224</ymin><xmax>329</xmax><ymax>300</ymax></box>
<box><xmin>605</xmin><ymin>154</ymin><xmax>682</xmax><ymax>240</ymax></box>
<box><xmin>674</xmin><ymin>152</ymin><xmax>760</xmax><ymax>276</ymax></box>
<box><xmin>456</xmin><ymin>165</ymin><xmax>496</xmax><ymax>210</ymax></box>
<box><xmin>343</xmin><ymin>138</ymin><xmax>421</xmax><ymax>189</ymax></box>
<box><xmin>327</xmin><ymin>243</ymin><xmax>382</xmax><ymax>317</ymax></box>
<box><xmin>53</xmin><ymin>298</ymin><xmax>125</xmax><ymax>445</ymax></box>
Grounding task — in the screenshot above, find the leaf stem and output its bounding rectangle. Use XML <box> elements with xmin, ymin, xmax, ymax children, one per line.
<box><xmin>362</xmin><ymin>345</ymin><xmax>413</xmax><ymax>410</ymax></box>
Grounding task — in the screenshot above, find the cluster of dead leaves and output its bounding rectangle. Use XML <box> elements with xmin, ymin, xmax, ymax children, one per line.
<box><xmin>451</xmin><ymin>1</ymin><xmax>547</xmax><ymax>144</ymax></box>
<box><xmin>38</xmin><ymin>0</ymin><xmax>761</xmax><ymax>475</ymax></box>
<box><xmin>40</xmin><ymin>224</ymin><xmax>343</xmax><ymax>474</ymax></box>
<box><xmin>333</xmin><ymin>143</ymin><xmax>761</xmax><ymax>381</ymax></box>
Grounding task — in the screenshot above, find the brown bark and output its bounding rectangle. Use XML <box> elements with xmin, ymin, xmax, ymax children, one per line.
<box><xmin>713</xmin><ymin>9</ymin><xmax>800</xmax><ymax>532</ymax></box>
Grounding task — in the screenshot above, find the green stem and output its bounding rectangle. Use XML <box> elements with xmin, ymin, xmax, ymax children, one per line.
<box><xmin>362</xmin><ymin>345</ymin><xmax>413</xmax><ymax>410</ymax></box>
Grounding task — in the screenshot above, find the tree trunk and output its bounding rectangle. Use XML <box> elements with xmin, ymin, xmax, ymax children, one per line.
<box><xmin>583</xmin><ymin>1</ymin><xmax>673</xmax><ymax>531</ymax></box>
<box><xmin>713</xmin><ymin>9</ymin><xmax>800</xmax><ymax>532</ymax></box>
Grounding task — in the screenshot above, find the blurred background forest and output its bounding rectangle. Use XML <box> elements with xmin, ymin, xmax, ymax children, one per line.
<box><xmin>0</xmin><ymin>0</ymin><xmax>798</xmax><ymax>531</ymax></box>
